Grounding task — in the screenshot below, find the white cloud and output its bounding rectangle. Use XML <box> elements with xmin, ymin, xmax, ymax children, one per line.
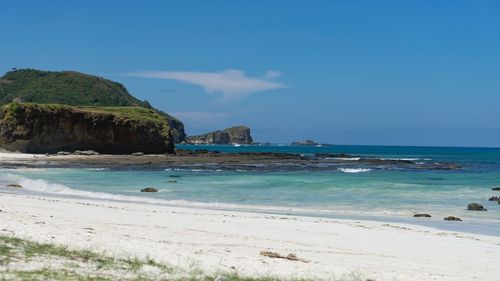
<box><xmin>130</xmin><ymin>69</ymin><xmax>286</xmax><ymax>101</ymax></box>
<box><xmin>264</xmin><ymin>70</ymin><xmax>281</xmax><ymax>79</ymax></box>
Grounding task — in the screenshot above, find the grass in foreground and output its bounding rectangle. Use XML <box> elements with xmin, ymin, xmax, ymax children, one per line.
<box><xmin>1</xmin><ymin>235</ymin><xmax>343</xmax><ymax>281</ymax></box>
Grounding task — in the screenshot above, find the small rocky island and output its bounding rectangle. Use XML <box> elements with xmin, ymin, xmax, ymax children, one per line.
<box><xmin>291</xmin><ymin>140</ymin><xmax>319</xmax><ymax>146</ymax></box>
<box><xmin>0</xmin><ymin>69</ymin><xmax>186</xmax><ymax>153</ymax></box>
<box><xmin>186</xmin><ymin>126</ymin><xmax>253</xmax><ymax>145</ymax></box>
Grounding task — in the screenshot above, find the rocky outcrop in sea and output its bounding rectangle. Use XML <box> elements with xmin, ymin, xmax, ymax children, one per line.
<box><xmin>186</xmin><ymin>126</ymin><xmax>253</xmax><ymax>145</ymax></box>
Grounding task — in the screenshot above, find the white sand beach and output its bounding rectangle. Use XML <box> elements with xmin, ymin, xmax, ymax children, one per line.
<box><xmin>0</xmin><ymin>192</ymin><xmax>499</xmax><ymax>281</ymax></box>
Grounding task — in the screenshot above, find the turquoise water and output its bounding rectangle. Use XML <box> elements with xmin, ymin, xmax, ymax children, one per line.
<box><xmin>1</xmin><ymin>145</ymin><xmax>499</xmax><ymax>224</ymax></box>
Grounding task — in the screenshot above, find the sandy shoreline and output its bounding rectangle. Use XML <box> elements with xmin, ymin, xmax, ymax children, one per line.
<box><xmin>1</xmin><ymin>193</ymin><xmax>499</xmax><ymax>280</ymax></box>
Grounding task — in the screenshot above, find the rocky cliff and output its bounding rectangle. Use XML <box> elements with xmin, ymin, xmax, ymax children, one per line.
<box><xmin>0</xmin><ymin>103</ymin><xmax>174</xmax><ymax>154</ymax></box>
<box><xmin>0</xmin><ymin>69</ymin><xmax>187</xmax><ymax>143</ymax></box>
<box><xmin>186</xmin><ymin>126</ymin><xmax>253</xmax><ymax>145</ymax></box>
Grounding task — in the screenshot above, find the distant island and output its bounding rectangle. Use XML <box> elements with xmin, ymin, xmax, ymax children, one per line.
<box><xmin>291</xmin><ymin>139</ymin><xmax>319</xmax><ymax>146</ymax></box>
<box><xmin>0</xmin><ymin>69</ymin><xmax>187</xmax><ymax>153</ymax></box>
<box><xmin>186</xmin><ymin>126</ymin><xmax>253</xmax><ymax>145</ymax></box>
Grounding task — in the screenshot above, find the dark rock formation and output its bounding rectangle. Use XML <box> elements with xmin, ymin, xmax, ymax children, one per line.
<box><xmin>314</xmin><ymin>153</ymin><xmax>461</xmax><ymax>170</ymax></box>
<box><xmin>291</xmin><ymin>140</ymin><xmax>318</xmax><ymax>146</ymax></box>
<box><xmin>166</xmin><ymin>117</ymin><xmax>186</xmax><ymax>144</ymax></box>
<box><xmin>140</xmin><ymin>187</ymin><xmax>158</xmax><ymax>192</ymax></box>
<box><xmin>187</xmin><ymin>130</ymin><xmax>229</xmax><ymax>144</ymax></box>
<box><xmin>492</xmin><ymin>187</ymin><xmax>500</xmax><ymax>191</ymax></box>
<box><xmin>0</xmin><ymin>103</ymin><xmax>174</xmax><ymax>154</ymax></box>
<box><xmin>413</xmin><ymin>214</ymin><xmax>431</xmax><ymax>218</ymax></box>
<box><xmin>488</xmin><ymin>196</ymin><xmax>499</xmax><ymax>201</ymax></box>
<box><xmin>467</xmin><ymin>203</ymin><xmax>487</xmax><ymax>211</ymax></box>
<box><xmin>186</xmin><ymin>126</ymin><xmax>253</xmax><ymax>145</ymax></box>
<box><xmin>5</xmin><ymin>183</ymin><xmax>22</xmax><ymax>188</ymax></box>
<box><xmin>444</xmin><ymin>216</ymin><xmax>462</xmax><ymax>221</ymax></box>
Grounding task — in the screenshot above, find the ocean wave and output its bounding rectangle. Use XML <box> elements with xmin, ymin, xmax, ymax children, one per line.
<box><xmin>164</xmin><ymin>168</ymin><xmax>207</xmax><ymax>172</ymax></box>
<box><xmin>2</xmin><ymin>173</ymin><xmax>132</xmax><ymax>200</ymax></box>
<box><xmin>0</xmin><ymin>173</ymin><xmax>201</xmax><ymax>208</ymax></box>
<box><xmin>338</xmin><ymin>168</ymin><xmax>372</xmax><ymax>173</ymax></box>
<box><xmin>0</xmin><ymin>173</ymin><xmax>292</xmax><ymax>212</ymax></box>
<box><xmin>326</xmin><ymin>157</ymin><xmax>361</xmax><ymax>161</ymax></box>
<box><xmin>2</xmin><ymin>174</ymin><xmax>439</xmax><ymax>221</ymax></box>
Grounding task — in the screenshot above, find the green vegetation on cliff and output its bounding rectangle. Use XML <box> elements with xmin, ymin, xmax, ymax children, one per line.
<box><xmin>2</xmin><ymin>102</ymin><xmax>168</xmax><ymax>129</ymax></box>
<box><xmin>0</xmin><ymin>69</ymin><xmax>146</xmax><ymax>107</ymax></box>
<box><xmin>0</xmin><ymin>69</ymin><xmax>186</xmax><ymax>143</ymax></box>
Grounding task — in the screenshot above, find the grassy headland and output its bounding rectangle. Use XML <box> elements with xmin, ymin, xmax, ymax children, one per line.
<box><xmin>0</xmin><ymin>69</ymin><xmax>186</xmax><ymax>143</ymax></box>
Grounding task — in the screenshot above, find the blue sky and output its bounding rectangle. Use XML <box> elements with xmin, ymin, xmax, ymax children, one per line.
<box><xmin>1</xmin><ymin>1</ymin><xmax>499</xmax><ymax>147</ymax></box>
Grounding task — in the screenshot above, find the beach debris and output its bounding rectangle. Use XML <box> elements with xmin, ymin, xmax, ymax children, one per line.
<box><xmin>492</xmin><ymin>187</ymin><xmax>500</xmax><ymax>191</ymax></box>
<box><xmin>413</xmin><ymin>213</ymin><xmax>431</xmax><ymax>218</ymax></box>
<box><xmin>73</xmin><ymin>150</ymin><xmax>99</xmax><ymax>156</ymax></box>
<box><xmin>467</xmin><ymin>203</ymin><xmax>487</xmax><ymax>211</ymax></box>
<box><xmin>140</xmin><ymin>187</ymin><xmax>158</xmax><ymax>193</ymax></box>
<box><xmin>259</xmin><ymin>251</ymin><xmax>309</xmax><ymax>263</ymax></box>
<box><xmin>5</xmin><ymin>183</ymin><xmax>22</xmax><ymax>188</ymax></box>
<box><xmin>488</xmin><ymin>196</ymin><xmax>499</xmax><ymax>201</ymax></box>
<box><xmin>131</xmin><ymin>152</ymin><xmax>144</xmax><ymax>156</ymax></box>
<box><xmin>444</xmin><ymin>216</ymin><xmax>462</xmax><ymax>221</ymax></box>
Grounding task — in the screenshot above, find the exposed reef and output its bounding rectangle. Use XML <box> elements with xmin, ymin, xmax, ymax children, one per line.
<box><xmin>0</xmin><ymin>148</ymin><xmax>464</xmax><ymax>172</ymax></box>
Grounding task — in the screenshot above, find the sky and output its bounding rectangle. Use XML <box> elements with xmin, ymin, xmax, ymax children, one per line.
<box><xmin>1</xmin><ymin>0</ymin><xmax>499</xmax><ymax>147</ymax></box>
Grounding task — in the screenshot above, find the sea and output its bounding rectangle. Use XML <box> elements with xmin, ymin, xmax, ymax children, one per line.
<box><xmin>1</xmin><ymin>144</ymin><xmax>499</xmax><ymax>235</ymax></box>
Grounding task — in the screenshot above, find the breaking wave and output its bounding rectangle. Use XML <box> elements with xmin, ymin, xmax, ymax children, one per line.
<box><xmin>338</xmin><ymin>168</ymin><xmax>372</xmax><ymax>173</ymax></box>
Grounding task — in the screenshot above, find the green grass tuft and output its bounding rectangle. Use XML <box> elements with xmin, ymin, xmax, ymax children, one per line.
<box><xmin>0</xmin><ymin>235</ymin><xmax>364</xmax><ymax>281</ymax></box>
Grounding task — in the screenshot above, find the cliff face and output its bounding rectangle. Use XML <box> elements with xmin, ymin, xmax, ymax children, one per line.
<box><xmin>186</xmin><ymin>126</ymin><xmax>253</xmax><ymax>145</ymax></box>
<box><xmin>0</xmin><ymin>103</ymin><xmax>174</xmax><ymax>154</ymax></box>
<box><xmin>162</xmin><ymin>113</ymin><xmax>186</xmax><ymax>144</ymax></box>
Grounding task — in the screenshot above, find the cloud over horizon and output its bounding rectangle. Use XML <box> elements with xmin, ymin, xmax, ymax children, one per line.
<box><xmin>129</xmin><ymin>69</ymin><xmax>286</xmax><ymax>101</ymax></box>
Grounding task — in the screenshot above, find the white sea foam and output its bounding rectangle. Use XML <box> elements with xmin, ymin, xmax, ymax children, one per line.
<box><xmin>381</xmin><ymin>158</ymin><xmax>431</xmax><ymax>161</ymax></box>
<box><xmin>327</xmin><ymin>157</ymin><xmax>361</xmax><ymax>161</ymax></box>
<box><xmin>0</xmin><ymin>173</ymin><xmax>194</xmax><ymax>207</ymax></box>
<box><xmin>0</xmin><ymin>173</ymin><xmax>284</xmax><ymax>213</ymax></box>
<box><xmin>338</xmin><ymin>168</ymin><xmax>372</xmax><ymax>173</ymax></box>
